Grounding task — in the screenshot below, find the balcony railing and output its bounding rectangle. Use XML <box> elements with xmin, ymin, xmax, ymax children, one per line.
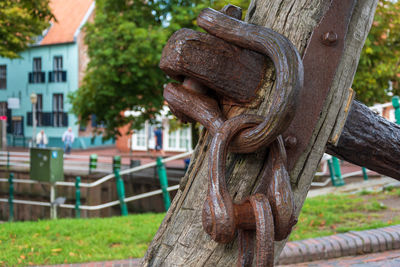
<box><xmin>49</xmin><ymin>70</ymin><xmax>67</xmax><ymax>83</ymax></box>
<box><xmin>27</xmin><ymin>112</ymin><xmax>68</xmax><ymax>127</ymax></box>
<box><xmin>28</xmin><ymin>72</ymin><xmax>45</xmax><ymax>83</ymax></box>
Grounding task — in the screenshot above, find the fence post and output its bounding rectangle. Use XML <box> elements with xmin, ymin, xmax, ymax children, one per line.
<box><xmin>332</xmin><ymin>157</ymin><xmax>345</xmax><ymax>187</ymax></box>
<box><xmin>113</xmin><ymin>155</ymin><xmax>121</xmax><ymax>172</ymax></box>
<box><xmin>156</xmin><ymin>157</ymin><xmax>171</xmax><ymax>211</ymax></box>
<box><xmin>114</xmin><ymin>169</ymin><xmax>128</xmax><ymax>216</ymax></box>
<box><xmin>50</xmin><ymin>183</ymin><xmax>57</xmax><ymax>219</ymax></box>
<box><xmin>8</xmin><ymin>172</ymin><xmax>14</xmax><ymax>222</ymax></box>
<box><xmin>89</xmin><ymin>154</ymin><xmax>97</xmax><ymax>174</ymax></box>
<box><xmin>7</xmin><ymin>151</ymin><xmax>9</xmax><ymax>169</ymax></box>
<box><xmin>75</xmin><ymin>176</ymin><xmax>81</xmax><ymax>218</ymax></box>
<box><xmin>393</xmin><ymin>96</ymin><xmax>400</xmax><ymax>124</ymax></box>
<box><xmin>362</xmin><ymin>167</ymin><xmax>368</xmax><ymax>181</ymax></box>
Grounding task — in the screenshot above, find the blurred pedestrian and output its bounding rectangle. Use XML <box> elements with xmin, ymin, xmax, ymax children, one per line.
<box><xmin>36</xmin><ymin>130</ymin><xmax>48</xmax><ymax>148</ymax></box>
<box><xmin>62</xmin><ymin>127</ymin><xmax>75</xmax><ymax>154</ymax></box>
<box><xmin>154</xmin><ymin>127</ymin><xmax>165</xmax><ymax>156</ymax></box>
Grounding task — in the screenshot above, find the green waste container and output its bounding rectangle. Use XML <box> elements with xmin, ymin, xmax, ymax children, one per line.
<box><xmin>30</xmin><ymin>147</ymin><xmax>64</xmax><ymax>183</ymax></box>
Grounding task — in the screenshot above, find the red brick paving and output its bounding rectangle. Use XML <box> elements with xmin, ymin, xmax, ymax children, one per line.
<box><xmin>278</xmin><ymin>225</ymin><xmax>400</xmax><ymax>265</ymax></box>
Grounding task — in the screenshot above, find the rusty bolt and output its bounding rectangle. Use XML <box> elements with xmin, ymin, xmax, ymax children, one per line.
<box><xmin>321</xmin><ymin>31</ymin><xmax>338</xmax><ymax>46</ymax></box>
<box><xmin>182</xmin><ymin>77</ymin><xmax>208</xmax><ymax>94</ymax></box>
<box><xmin>220</xmin><ymin>4</ymin><xmax>242</xmax><ymax>20</ymax></box>
<box><xmin>284</xmin><ymin>136</ymin><xmax>297</xmax><ymax>149</ymax></box>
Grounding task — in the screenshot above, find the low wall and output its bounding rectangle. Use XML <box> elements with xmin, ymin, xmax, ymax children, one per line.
<box><xmin>0</xmin><ymin>167</ymin><xmax>180</xmax><ymax>221</ymax></box>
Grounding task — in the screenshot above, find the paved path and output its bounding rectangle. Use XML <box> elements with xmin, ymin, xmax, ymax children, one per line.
<box><xmin>42</xmin><ymin>258</ymin><xmax>141</xmax><ymax>267</ymax></box>
<box><xmin>307</xmin><ymin>177</ymin><xmax>400</xmax><ymax>198</ymax></box>
<box><xmin>281</xmin><ymin>249</ymin><xmax>400</xmax><ymax>266</ymax></box>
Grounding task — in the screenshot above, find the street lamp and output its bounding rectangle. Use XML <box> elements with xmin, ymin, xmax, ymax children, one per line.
<box><xmin>30</xmin><ymin>93</ymin><xmax>37</xmax><ymax>147</ymax></box>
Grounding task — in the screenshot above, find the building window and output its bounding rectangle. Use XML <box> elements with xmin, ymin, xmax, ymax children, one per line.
<box><xmin>53</xmin><ymin>93</ymin><xmax>64</xmax><ymax>127</ymax></box>
<box><xmin>12</xmin><ymin>116</ymin><xmax>23</xmax><ymax>136</ymax></box>
<box><xmin>0</xmin><ymin>65</ymin><xmax>6</xmax><ymax>89</ymax></box>
<box><xmin>130</xmin><ymin>121</ymin><xmax>148</xmax><ymax>151</ymax></box>
<box><xmin>54</xmin><ymin>56</ymin><xmax>62</xmax><ymax>71</ymax></box>
<box><xmin>33</xmin><ymin>57</ymin><xmax>41</xmax><ymax>72</ymax></box>
<box><xmin>29</xmin><ymin>57</ymin><xmax>45</xmax><ymax>83</ymax></box>
<box><xmin>179</xmin><ymin>127</ymin><xmax>190</xmax><ymax>149</ymax></box>
<box><xmin>49</xmin><ymin>56</ymin><xmax>66</xmax><ymax>82</ymax></box>
<box><xmin>135</xmin><ymin>127</ymin><xmax>147</xmax><ymax>148</ymax></box>
<box><xmin>167</xmin><ymin>125</ymin><xmax>191</xmax><ymax>151</ymax></box>
<box><xmin>168</xmin><ymin>130</ymin><xmax>177</xmax><ymax>149</ymax></box>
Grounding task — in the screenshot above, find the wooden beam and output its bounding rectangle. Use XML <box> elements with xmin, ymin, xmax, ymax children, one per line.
<box><xmin>327</xmin><ymin>100</ymin><xmax>400</xmax><ymax>180</ymax></box>
<box><xmin>143</xmin><ymin>0</ymin><xmax>378</xmax><ymax>265</ymax></box>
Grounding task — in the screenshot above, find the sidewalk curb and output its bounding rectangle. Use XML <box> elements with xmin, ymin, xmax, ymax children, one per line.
<box><xmin>278</xmin><ymin>224</ymin><xmax>400</xmax><ymax>265</ymax></box>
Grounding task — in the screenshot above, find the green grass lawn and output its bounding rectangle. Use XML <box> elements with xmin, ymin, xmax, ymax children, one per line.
<box><xmin>0</xmin><ymin>213</ymin><xmax>164</xmax><ymax>266</ymax></box>
<box><xmin>1</xmin><ymin>189</ymin><xmax>399</xmax><ymax>266</ymax></box>
<box><xmin>290</xmin><ymin>189</ymin><xmax>400</xmax><ymax>240</ymax></box>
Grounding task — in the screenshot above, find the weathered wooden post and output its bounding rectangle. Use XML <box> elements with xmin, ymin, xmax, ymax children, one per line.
<box><xmin>142</xmin><ymin>1</ymin><xmax>389</xmax><ymax>266</ymax></box>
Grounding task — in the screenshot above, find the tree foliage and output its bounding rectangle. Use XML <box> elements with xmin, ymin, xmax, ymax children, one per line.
<box><xmin>353</xmin><ymin>0</ymin><xmax>400</xmax><ymax>105</ymax></box>
<box><xmin>0</xmin><ymin>0</ymin><xmax>54</xmax><ymax>58</ymax></box>
<box><xmin>69</xmin><ymin>0</ymin><xmax>249</xmax><ymax>138</ymax></box>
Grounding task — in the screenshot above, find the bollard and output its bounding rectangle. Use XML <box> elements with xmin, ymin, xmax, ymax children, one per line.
<box><xmin>8</xmin><ymin>173</ymin><xmax>14</xmax><ymax>222</ymax></box>
<box><xmin>327</xmin><ymin>158</ymin><xmax>336</xmax><ymax>186</ymax></box>
<box><xmin>50</xmin><ymin>183</ymin><xmax>57</xmax><ymax>219</ymax></box>
<box><xmin>89</xmin><ymin>154</ymin><xmax>98</xmax><ymax>174</ymax></box>
<box><xmin>113</xmin><ymin>155</ymin><xmax>121</xmax><ymax>172</ymax></box>
<box><xmin>156</xmin><ymin>157</ymin><xmax>171</xmax><ymax>211</ymax></box>
<box><xmin>361</xmin><ymin>167</ymin><xmax>368</xmax><ymax>181</ymax></box>
<box><xmin>75</xmin><ymin>176</ymin><xmax>81</xmax><ymax>218</ymax></box>
<box><xmin>114</xmin><ymin>169</ymin><xmax>128</xmax><ymax>216</ymax></box>
<box><xmin>393</xmin><ymin>96</ymin><xmax>400</xmax><ymax>124</ymax></box>
<box><xmin>332</xmin><ymin>157</ymin><xmax>345</xmax><ymax>186</ymax></box>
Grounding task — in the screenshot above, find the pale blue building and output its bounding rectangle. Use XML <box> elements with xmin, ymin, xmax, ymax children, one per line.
<box><xmin>0</xmin><ymin>0</ymin><xmax>113</xmax><ymax>149</ymax></box>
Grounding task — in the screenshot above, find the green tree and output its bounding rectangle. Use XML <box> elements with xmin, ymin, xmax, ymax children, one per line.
<box><xmin>0</xmin><ymin>0</ymin><xmax>54</xmax><ymax>58</ymax></box>
<box><xmin>69</xmin><ymin>0</ymin><xmax>249</xmax><ymax>138</ymax></box>
<box><xmin>353</xmin><ymin>0</ymin><xmax>400</xmax><ymax>105</ymax></box>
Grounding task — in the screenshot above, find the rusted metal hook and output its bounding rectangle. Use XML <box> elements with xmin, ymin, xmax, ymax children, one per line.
<box><xmin>197</xmin><ymin>8</ymin><xmax>304</xmax><ymax>153</ymax></box>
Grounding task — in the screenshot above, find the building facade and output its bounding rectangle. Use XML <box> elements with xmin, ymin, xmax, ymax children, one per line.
<box><xmin>116</xmin><ymin>108</ymin><xmax>193</xmax><ymax>153</ymax></box>
<box><xmin>0</xmin><ymin>0</ymin><xmax>112</xmax><ymax>149</ymax></box>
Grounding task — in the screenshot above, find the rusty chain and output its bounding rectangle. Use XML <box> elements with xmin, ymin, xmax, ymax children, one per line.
<box><xmin>160</xmin><ymin>5</ymin><xmax>303</xmax><ymax>267</ymax></box>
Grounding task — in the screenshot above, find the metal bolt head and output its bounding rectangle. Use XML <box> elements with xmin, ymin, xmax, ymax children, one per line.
<box><xmin>220</xmin><ymin>4</ymin><xmax>242</xmax><ymax>20</ymax></box>
<box><xmin>321</xmin><ymin>31</ymin><xmax>338</xmax><ymax>46</ymax></box>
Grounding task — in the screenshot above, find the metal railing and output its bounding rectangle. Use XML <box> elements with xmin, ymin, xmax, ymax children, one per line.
<box><xmin>0</xmin><ymin>151</ymin><xmax>117</xmax><ymax>173</ymax></box>
<box><xmin>0</xmin><ymin>151</ymin><xmax>192</xmax><ymax>220</ymax></box>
